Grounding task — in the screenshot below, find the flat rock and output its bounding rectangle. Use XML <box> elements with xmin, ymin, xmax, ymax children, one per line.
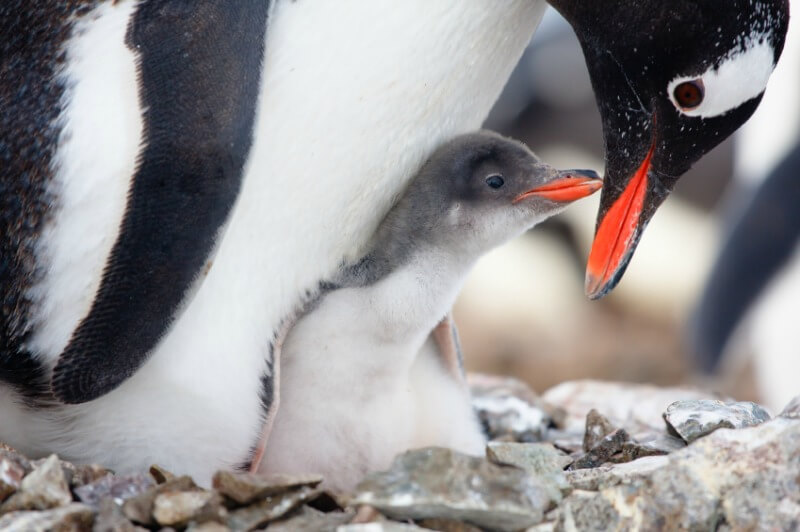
<box><xmin>554</xmin><ymin>417</ymin><xmax>800</xmax><ymax>530</ymax></box>
<box><xmin>267</xmin><ymin>506</ymin><xmax>354</xmax><ymax>532</ymax></box>
<box><xmin>352</xmin><ymin>447</ymin><xmax>557</xmax><ymax>531</ymax></box>
<box><xmin>416</xmin><ymin>517</ymin><xmax>483</xmax><ymax>531</ymax></box>
<box><xmin>1</xmin><ymin>454</ymin><xmax>72</xmax><ymax>512</ymax></box>
<box><xmin>212</xmin><ymin>470</ymin><xmax>322</xmax><ymax>505</ymax></box>
<box><xmin>543</xmin><ymin>380</ymin><xmax>720</xmax><ymax>433</ymax></box>
<box><xmin>0</xmin><ymin>502</ymin><xmax>94</xmax><ymax>531</ymax></box>
<box><xmin>226</xmin><ymin>485</ymin><xmax>320</xmax><ymax>531</ymax></box>
<box><xmin>74</xmin><ymin>474</ymin><xmax>153</xmax><ymax>510</ymax></box>
<box><xmin>337</xmin><ymin>524</ymin><xmax>430</xmax><ymax>532</ymax></box>
<box><xmin>469</xmin><ymin>374</ymin><xmax>564</xmax><ymax>442</ymax></box>
<box><xmin>582</xmin><ymin>409</ymin><xmax>616</xmax><ymax>452</ymax></box>
<box><xmin>152</xmin><ymin>490</ymin><xmax>225</xmax><ymax>528</ymax></box>
<box><xmin>564</xmin><ymin>456</ymin><xmax>669</xmax><ymax>491</ymax></box>
<box><xmin>663</xmin><ymin>399</ymin><xmax>771</xmax><ymax>443</ymax></box>
<box><xmin>485</xmin><ymin>442</ymin><xmax>571</xmax><ymax>498</ymax></box>
<box><xmin>186</xmin><ymin>522</ymin><xmax>231</xmax><ymax>532</ymax></box>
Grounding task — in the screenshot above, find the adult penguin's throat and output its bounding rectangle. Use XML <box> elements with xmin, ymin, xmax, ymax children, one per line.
<box><xmin>585</xmin><ymin>141</ymin><xmax>655</xmax><ymax>300</ymax></box>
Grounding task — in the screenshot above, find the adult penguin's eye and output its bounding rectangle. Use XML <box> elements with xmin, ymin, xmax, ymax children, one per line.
<box><xmin>673</xmin><ymin>79</ymin><xmax>705</xmax><ymax>109</ymax></box>
<box><xmin>486</xmin><ymin>175</ymin><xmax>505</xmax><ymax>189</ymax></box>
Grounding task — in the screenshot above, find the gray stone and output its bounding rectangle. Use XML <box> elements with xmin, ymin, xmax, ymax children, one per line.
<box><xmin>485</xmin><ymin>442</ymin><xmax>571</xmax><ymax>498</ymax></box>
<box><xmin>212</xmin><ymin>470</ymin><xmax>322</xmax><ymax>505</ymax></box>
<box><xmin>226</xmin><ymin>485</ymin><xmax>320</xmax><ymax>531</ymax></box>
<box><xmin>582</xmin><ymin>410</ymin><xmax>616</xmax><ymax>452</ymax></box>
<box><xmin>469</xmin><ymin>374</ymin><xmax>564</xmax><ymax>442</ymax></box>
<box><xmin>121</xmin><ymin>476</ymin><xmax>196</xmax><ymax>526</ymax></box>
<box><xmin>568</xmin><ymin>429</ymin><xmax>630</xmax><ymax>470</ymax></box>
<box><xmin>74</xmin><ymin>474</ymin><xmax>153</xmax><ymax>510</ymax></box>
<box><xmin>554</xmin><ymin>417</ymin><xmax>800</xmax><ymax>530</ymax></box>
<box><xmin>416</xmin><ymin>517</ymin><xmax>483</xmax><ymax>531</ymax></box>
<box><xmin>267</xmin><ymin>506</ymin><xmax>354</xmax><ymax>532</ymax></box>
<box><xmin>780</xmin><ymin>395</ymin><xmax>800</xmax><ymax>419</ymax></box>
<box><xmin>0</xmin><ymin>502</ymin><xmax>94</xmax><ymax>531</ymax></box>
<box><xmin>71</xmin><ymin>465</ymin><xmax>113</xmax><ymax>489</ymax></box>
<box><xmin>543</xmin><ymin>380</ymin><xmax>720</xmax><ymax>433</ymax></box>
<box><xmin>337</xmin><ymin>524</ymin><xmax>430</xmax><ymax>532</ymax></box>
<box><xmin>152</xmin><ymin>490</ymin><xmax>225</xmax><ymax>528</ymax></box>
<box><xmin>564</xmin><ymin>456</ymin><xmax>669</xmax><ymax>491</ymax></box>
<box><xmin>0</xmin><ymin>454</ymin><xmax>26</xmax><ymax>502</ymax></box>
<box><xmin>353</xmin><ymin>447</ymin><xmax>558</xmax><ymax>531</ymax></box>
<box><xmin>93</xmin><ymin>499</ymin><xmax>147</xmax><ymax>532</ymax></box>
<box><xmin>186</xmin><ymin>522</ymin><xmax>231</xmax><ymax>532</ymax></box>
<box><xmin>663</xmin><ymin>399</ymin><xmax>771</xmax><ymax>443</ymax></box>
<box><xmin>1</xmin><ymin>454</ymin><xmax>72</xmax><ymax>512</ymax></box>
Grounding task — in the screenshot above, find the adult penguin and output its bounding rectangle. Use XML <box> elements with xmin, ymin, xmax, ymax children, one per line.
<box><xmin>0</xmin><ymin>1</ymin><xmax>790</xmax><ymax>482</ymax></box>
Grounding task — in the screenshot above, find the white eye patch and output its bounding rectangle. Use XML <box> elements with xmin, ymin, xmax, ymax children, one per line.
<box><xmin>667</xmin><ymin>39</ymin><xmax>776</xmax><ymax>118</ymax></box>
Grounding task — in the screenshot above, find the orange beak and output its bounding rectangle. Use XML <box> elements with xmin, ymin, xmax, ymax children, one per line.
<box><xmin>585</xmin><ymin>143</ymin><xmax>655</xmax><ymax>299</ymax></box>
<box><xmin>513</xmin><ymin>172</ymin><xmax>603</xmax><ymax>204</ymax></box>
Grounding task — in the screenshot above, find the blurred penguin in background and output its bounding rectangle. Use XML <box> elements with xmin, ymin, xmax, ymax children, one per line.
<box><xmin>690</xmin><ymin>9</ymin><xmax>800</xmax><ymax>412</ymax></box>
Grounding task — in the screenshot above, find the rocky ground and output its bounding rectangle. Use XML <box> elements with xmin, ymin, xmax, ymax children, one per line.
<box><xmin>1</xmin><ymin>377</ymin><xmax>799</xmax><ymax>531</ymax></box>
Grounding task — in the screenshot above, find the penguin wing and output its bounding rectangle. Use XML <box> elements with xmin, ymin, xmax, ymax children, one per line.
<box><xmin>51</xmin><ymin>2</ymin><xmax>271</xmax><ymax>404</ymax></box>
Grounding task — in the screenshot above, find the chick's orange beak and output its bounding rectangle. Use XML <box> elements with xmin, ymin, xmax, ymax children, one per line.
<box><xmin>513</xmin><ymin>170</ymin><xmax>602</xmax><ymax>204</ymax></box>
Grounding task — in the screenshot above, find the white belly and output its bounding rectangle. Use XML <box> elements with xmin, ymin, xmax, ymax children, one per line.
<box><xmin>1</xmin><ymin>0</ymin><xmax>544</xmax><ymax>483</ymax></box>
<box><xmin>260</xmin><ymin>279</ymin><xmax>485</xmax><ymax>491</ymax></box>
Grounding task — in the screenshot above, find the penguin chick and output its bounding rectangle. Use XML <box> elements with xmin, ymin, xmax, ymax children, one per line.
<box><xmin>256</xmin><ymin>131</ymin><xmax>601</xmax><ymax>491</ymax></box>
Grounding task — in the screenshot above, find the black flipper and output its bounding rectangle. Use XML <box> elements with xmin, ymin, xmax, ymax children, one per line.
<box><xmin>51</xmin><ymin>1</ymin><xmax>271</xmax><ymax>404</ymax></box>
<box><xmin>689</xmin><ymin>142</ymin><xmax>800</xmax><ymax>372</ymax></box>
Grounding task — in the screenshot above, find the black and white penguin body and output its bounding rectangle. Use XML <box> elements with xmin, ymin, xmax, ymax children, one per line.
<box><xmin>257</xmin><ymin>132</ymin><xmax>602</xmax><ymax>490</ymax></box>
<box><xmin>0</xmin><ymin>0</ymin><xmax>789</xmax><ymax>483</ymax></box>
<box><xmin>1</xmin><ymin>1</ymin><xmax>547</xmax><ymax>482</ymax></box>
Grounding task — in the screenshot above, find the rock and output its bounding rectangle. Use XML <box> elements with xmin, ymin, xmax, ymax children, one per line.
<box><xmin>267</xmin><ymin>506</ymin><xmax>354</xmax><ymax>532</ymax></box>
<box><xmin>485</xmin><ymin>442</ymin><xmax>571</xmax><ymax>498</ymax></box>
<box><xmin>0</xmin><ymin>454</ymin><xmax>26</xmax><ymax>503</ymax></box>
<box><xmin>416</xmin><ymin>517</ymin><xmax>483</xmax><ymax>531</ymax></box>
<box><xmin>554</xmin><ymin>417</ymin><xmax>800</xmax><ymax>530</ymax></box>
<box><xmin>226</xmin><ymin>485</ymin><xmax>320</xmax><ymax>531</ymax></box>
<box><xmin>564</xmin><ymin>456</ymin><xmax>669</xmax><ymax>491</ymax></box>
<box><xmin>212</xmin><ymin>470</ymin><xmax>322</xmax><ymax>505</ymax></box>
<box><xmin>121</xmin><ymin>476</ymin><xmax>196</xmax><ymax>526</ymax></box>
<box><xmin>663</xmin><ymin>399</ymin><xmax>771</xmax><ymax>443</ymax></box>
<box><xmin>568</xmin><ymin>429</ymin><xmax>630</xmax><ymax>470</ymax></box>
<box><xmin>186</xmin><ymin>522</ymin><xmax>231</xmax><ymax>532</ymax></box>
<box><xmin>93</xmin><ymin>499</ymin><xmax>147</xmax><ymax>532</ymax></box>
<box><xmin>337</xmin><ymin>524</ymin><xmax>430</xmax><ymax>532</ymax></box>
<box><xmin>152</xmin><ymin>490</ymin><xmax>225</xmax><ymax>528</ymax></box>
<box><xmin>780</xmin><ymin>395</ymin><xmax>800</xmax><ymax>419</ymax></box>
<box><xmin>469</xmin><ymin>374</ymin><xmax>564</xmax><ymax>442</ymax></box>
<box><xmin>74</xmin><ymin>474</ymin><xmax>153</xmax><ymax>511</ymax></box>
<box><xmin>543</xmin><ymin>380</ymin><xmax>720</xmax><ymax>433</ymax></box>
<box><xmin>148</xmin><ymin>465</ymin><xmax>175</xmax><ymax>485</ymax></box>
<box><xmin>1</xmin><ymin>454</ymin><xmax>72</xmax><ymax>512</ymax></box>
<box><xmin>71</xmin><ymin>465</ymin><xmax>113</xmax><ymax>489</ymax></box>
<box><xmin>0</xmin><ymin>502</ymin><xmax>94</xmax><ymax>531</ymax></box>
<box><xmin>582</xmin><ymin>409</ymin><xmax>617</xmax><ymax>452</ymax></box>
<box><xmin>620</xmin><ymin>433</ymin><xmax>685</xmax><ymax>462</ymax></box>
<box><xmin>353</xmin><ymin>447</ymin><xmax>557</xmax><ymax>531</ymax></box>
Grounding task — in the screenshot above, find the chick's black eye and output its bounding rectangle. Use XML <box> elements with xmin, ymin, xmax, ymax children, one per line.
<box><xmin>673</xmin><ymin>79</ymin><xmax>704</xmax><ymax>109</ymax></box>
<box><xmin>486</xmin><ymin>175</ymin><xmax>504</xmax><ymax>189</ymax></box>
